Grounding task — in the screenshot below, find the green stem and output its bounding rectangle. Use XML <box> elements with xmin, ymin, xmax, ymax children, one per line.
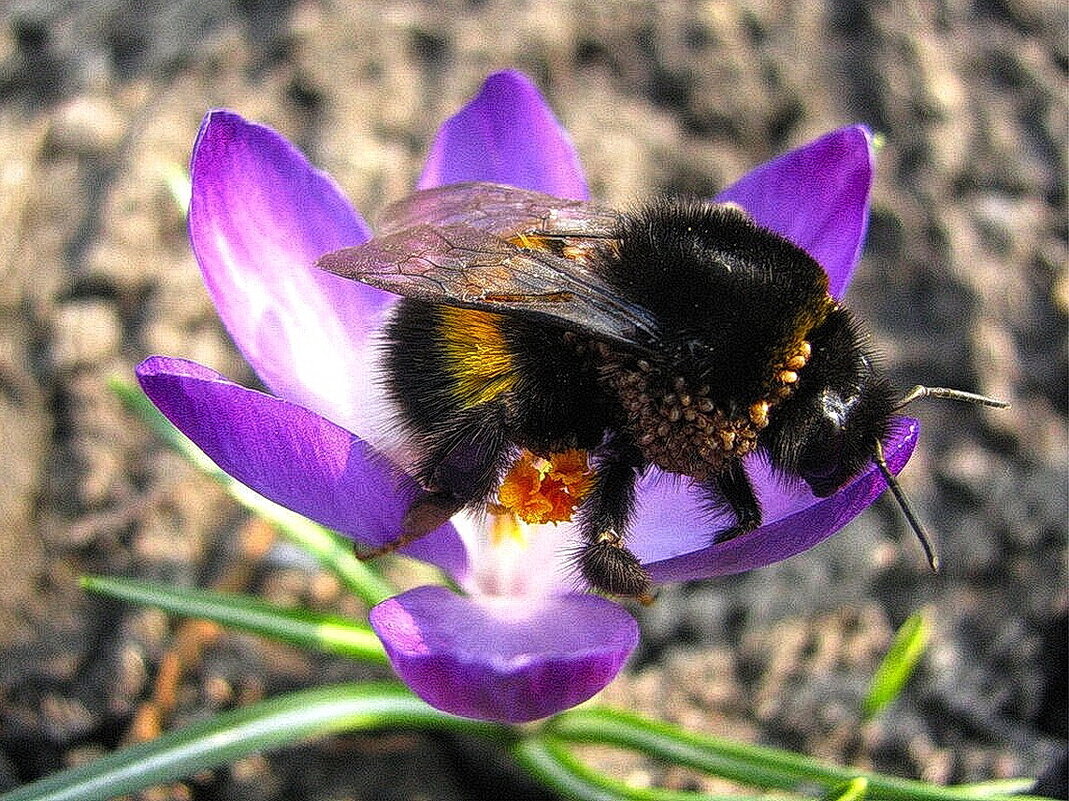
<box><xmin>227</xmin><ymin>482</ymin><xmax>397</xmax><ymax>607</ymax></box>
<box><xmin>548</xmin><ymin>708</ymin><xmax>805</xmax><ymax>791</ymax></box>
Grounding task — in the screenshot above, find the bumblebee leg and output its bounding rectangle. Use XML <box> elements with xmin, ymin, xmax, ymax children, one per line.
<box><xmin>575</xmin><ymin>439</ymin><xmax>651</xmax><ymax>598</ymax></box>
<box><xmin>417</xmin><ymin>419</ymin><xmax>510</xmax><ymax>501</ymax></box>
<box><xmin>355</xmin><ymin>507</ymin><xmax>458</xmax><ymax>560</ymax></box>
<box><xmin>358</xmin><ymin>414</ymin><xmax>511</xmax><ymax>561</ymax></box>
<box><xmin>707</xmin><ymin>459</ymin><xmax>762</xmax><ymax>542</ymax></box>
<box><xmin>410</xmin><ymin>413</ymin><xmax>512</xmax><ymax>520</ymax></box>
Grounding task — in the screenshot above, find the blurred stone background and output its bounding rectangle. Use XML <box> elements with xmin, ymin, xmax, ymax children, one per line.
<box><xmin>0</xmin><ymin>0</ymin><xmax>1064</xmax><ymax>798</ymax></box>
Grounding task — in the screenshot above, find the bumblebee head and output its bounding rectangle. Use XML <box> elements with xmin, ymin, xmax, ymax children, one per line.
<box><xmin>763</xmin><ymin>307</ymin><xmax>896</xmax><ymax>497</ymax></box>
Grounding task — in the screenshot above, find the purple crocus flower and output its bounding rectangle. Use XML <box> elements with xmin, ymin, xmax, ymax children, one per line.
<box><xmin>136</xmin><ymin>71</ymin><xmax>918</xmax><ymax>723</ymax></box>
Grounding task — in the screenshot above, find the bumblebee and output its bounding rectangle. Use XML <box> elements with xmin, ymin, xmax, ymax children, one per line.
<box><xmin>318</xmin><ymin>182</ymin><xmax>1004</xmax><ymax>598</ymax></box>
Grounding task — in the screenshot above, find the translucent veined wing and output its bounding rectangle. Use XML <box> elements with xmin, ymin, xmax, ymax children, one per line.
<box><xmin>377</xmin><ymin>181</ymin><xmax>620</xmax><ymax>239</ymax></box>
<box><xmin>318</xmin><ymin>184</ymin><xmax>659</xmax><ymax>348</ymax></box>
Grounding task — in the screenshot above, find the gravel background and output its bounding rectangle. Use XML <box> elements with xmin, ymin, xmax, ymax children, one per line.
<box><xmin>0</xmin><ymin>1</ymin><xmax>1065</xmax><ymax>799</ymax></box>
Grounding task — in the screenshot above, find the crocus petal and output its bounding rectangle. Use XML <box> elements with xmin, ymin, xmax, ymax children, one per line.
<box><xmin>189</xmin><ymin>110</ymin><xmax>394</xmax><ymax>436</ymax></box>
<box><xmin>418</xmin><ymin>70</ymin><xmax>589</xmax><ymax>200</ymax></box>
<box><xmin>136</xmin><ymin>356</ymin><xmax>468</xmax><ymax>577</ymax></box>
<box><xmin>370</xmin><ymin>585</ymin><xmax>638</xmax><ymax>722</ymax></box>
<box><xmin>715</xmin><ymin>126</ymin><xmax>874</xmax><ymax>298</ymax></box>
<box><xmin>627</xmin><ymin>418</ymin><xmax>919</xmax><ymax>581</ymax></box>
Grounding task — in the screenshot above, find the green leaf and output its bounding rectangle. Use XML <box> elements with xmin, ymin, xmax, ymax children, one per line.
<box><xmin>224</xmin><ymin>488</ymin><xmax>396</xmax><ymax>608</ymax></box>
<box><xmin>0</xmin><ymin>683</ymin><xmax>503</xmax><ymax>801</ymax></box>
<box><xmin>81</xmin><ymin>575</ymin><xmax>387</xmax><ymax>664</ymax></box>
<box><xmin>548</xmin><ymin>706</ymin><xmax>810</xmax><ymax>790</ymax></box>
<box><xmin>826</xmin><ymin>777</ymin><xmax>869</xmax><ymax>801</ymax></box>
<box><xmin>950</xmin><ymin>780</ymin><xmax>1040</xmax><ymax>798</ymax></box>
<box><xmin>513</xmin><ymin>736</ymin><xmax>792</xmax><ymax>801</ymax></box>
<box><xmin>548</xmin><ymin>707</ymin><xmax>1052</xmax><ymax>801</ymax></box>
<box><xmin>109</xmin><ymin>377</ymin><xmax>396</xmax><ymax>607</ymax></box>
<box><xmin>862</xmin><ymin>609</ymin><xmax>931</xmax><ymax>720</ymax></box>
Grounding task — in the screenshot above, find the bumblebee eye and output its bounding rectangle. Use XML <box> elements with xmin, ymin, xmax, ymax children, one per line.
<box><xmin>797</xmin><ymin>389</ymin><xmax>858</xmax><ymax>496</ymax></box>
<box><xmin>798</xmin><ymin>436</ymin><xmax>843</xmax><ymax>494</ymax></box>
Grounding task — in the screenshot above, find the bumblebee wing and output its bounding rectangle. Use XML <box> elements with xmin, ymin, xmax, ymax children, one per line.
<box><xmin>378</xmin><ymin>182</ymin><xmax>621</xmax><ymax>240</ymax></box>
<box><xmin>317</xmin><ymin>222</ymin><xmax>658</xmax><ymax>348</ymax></box>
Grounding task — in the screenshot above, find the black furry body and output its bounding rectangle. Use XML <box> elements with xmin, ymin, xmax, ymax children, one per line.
<box><xmin>319</xmin><ymin>184</ymin><xmax>898</xmax><ymax>597</ymax></box>
<box><xmin>385</xmin><ymin>302</ymin><xmax>618</xmax><ymax>499</ymax></box>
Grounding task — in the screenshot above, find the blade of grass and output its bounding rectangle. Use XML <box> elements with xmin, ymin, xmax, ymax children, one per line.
<box><xmin>862</xmin><ymin>609</ymin><xmax>930</xmax><ymax>720</ymax></box>
<box><xmin>550</xmin><ymin>708</ymin><xmax>803</xmax><ymax>791</ymax></box>
<box><xmin>0</xmin><ymin>683</ymin><xmax>503</xmax><ymax>801</ymax></box>
<box><xmin>548</xmin><ymin>707</ymin><xmax>1052</xmax><ymax>801</ymax></box>
<box><xmin>826</xmin><ymin>778</ymin><xmax>869</xmax><ymax>801</ymax></box>
<box><xmin>949</xmin><ymin>780</ymin><xmax>1040</xmax><ymax>798</ymax></box>
<box><xmin>158</xmin><ymin>160</ymin><xmax>191</xmax><ymax>213</ymax></box>
<box><xmin>513</xmin><ymin>736</ymin><xmax>799</xmax><ymax>801</ymax></box>
<box><xmin>109</xmin><ymin>377</ymin><xmax>396</xmax><ymax>607</ymax></box>
<box><xmin>82</xmin><ymin>575</ymin><xmax>387</xmax><ymax>664</ymax></box>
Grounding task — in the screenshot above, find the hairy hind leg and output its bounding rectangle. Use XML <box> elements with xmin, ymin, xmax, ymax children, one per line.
<box><xmin>574</xmin><ymin>438</ymin><xmax>651</xmax><ymax>598</ymax></box>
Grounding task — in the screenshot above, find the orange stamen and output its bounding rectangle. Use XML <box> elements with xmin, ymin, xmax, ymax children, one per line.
<box><xmin>496</xmin><ymin>449</ymin><xmax>594</xmax><ymax>525</ymax></box>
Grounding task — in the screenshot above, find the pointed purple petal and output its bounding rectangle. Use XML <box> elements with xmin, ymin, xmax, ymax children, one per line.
<box><xmin>189</xmin><ymin>110</ymin><xmax>394</xmax><ymax>435</ymax></box>
<box><xmin>370</xmin><ymin>585</ymin><xmax>637</xmax><ymax>723</ymax></box>
<box><xmin>135</xmin><ymin>356</ymin><xmax>468</xmax><ymax>576</ymax></box>
<box><xmin>715</xmin><ymin>126</ymin><xmax>874</xmax><ymax>298</ymax></box>
<box><xmin>627</xmin><ymin>418</ymin><xmax>919</xmax><ymax>581</ymax></box>
<box><xmin>418</xmin><ymin>70</ymin><xmax>589</xmax><ymax>200</ymax></box>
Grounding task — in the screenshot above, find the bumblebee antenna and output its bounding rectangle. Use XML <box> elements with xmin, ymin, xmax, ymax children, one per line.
<box><xmin>894</xmin><ymin>385</ymin><xmax>1010</xmax><ymax>411</ymax></box>
<box><xmin>874</xmin><ymin>438</ymin><xmax>940</xmax><ymax>572</ymax></box>
<box><xmin>878</xmin><ymin>384</ymin><xmax>1008</xmax><ymax>571</ymax></box>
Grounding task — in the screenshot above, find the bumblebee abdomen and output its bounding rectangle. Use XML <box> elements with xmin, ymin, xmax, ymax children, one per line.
<box><xmin>384</xmin><ymin>299</ymin><xmax>614</xmax><ymax>455</ymax></box>
<box><xmin>384</xmin><ymin>301</ymin><xmax>516</xmax><ymax>428</ymax></box>
<box><xmin>438</xmin><ymin>306</ymin><xmax>518</xmax><ymax>407</ymax></box>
